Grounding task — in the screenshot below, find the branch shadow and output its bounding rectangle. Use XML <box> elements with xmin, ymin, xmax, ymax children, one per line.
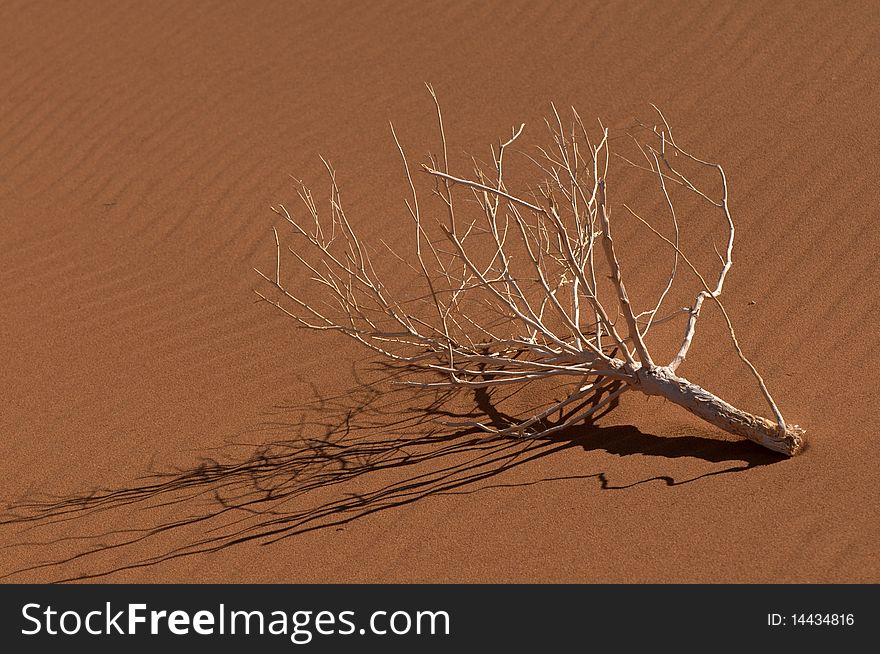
<box><xmin>0</xmin><ymin>367</ymin><xmax>786</xmax><ymax>582</ymax></box>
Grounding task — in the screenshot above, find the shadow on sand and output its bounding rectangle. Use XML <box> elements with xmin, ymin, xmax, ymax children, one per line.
<box><xmin>1</xmin><ymin>368</ymin><xmax>786</xmax><ymax>581</ymax></box>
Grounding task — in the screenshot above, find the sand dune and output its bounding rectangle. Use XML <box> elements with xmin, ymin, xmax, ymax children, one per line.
<box><xmin>1</xmin><ymin>0</ymin><xmax>877</xmax><ymax>582</ymax></box>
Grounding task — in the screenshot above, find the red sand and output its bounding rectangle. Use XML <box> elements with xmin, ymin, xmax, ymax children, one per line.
<box><xmin>1</xmin><ymin>1</ymin><xmax>877</xmax><ymax>582</ymax></box>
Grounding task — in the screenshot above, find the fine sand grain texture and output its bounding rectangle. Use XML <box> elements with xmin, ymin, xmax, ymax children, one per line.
<box><xmin>1</xmin><ymin>0</ymin><xmax>877</xmax><ymax>582</ymax></box>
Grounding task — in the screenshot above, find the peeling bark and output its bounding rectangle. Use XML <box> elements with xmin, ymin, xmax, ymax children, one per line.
<box><xmin>634</xmin><ymin>366</ymin><xmax>804</xmax><ymax>456</ymax></box>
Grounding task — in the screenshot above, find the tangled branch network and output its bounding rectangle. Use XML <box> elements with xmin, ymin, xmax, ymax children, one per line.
<box><xmin>256</xmin><ymin>88</ymin><xmax>804</xmax><ymax>456</ymax></box>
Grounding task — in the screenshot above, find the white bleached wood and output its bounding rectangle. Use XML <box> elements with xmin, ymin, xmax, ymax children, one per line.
<box><xmin>633</xmin><ymin>365</ymin><xmax>804</xmax><ymax>456</ymax></box>
<box><xmin>257</xmin><ymin>94</ymin><xmax>805</xmax><ymax>456</ymax></box>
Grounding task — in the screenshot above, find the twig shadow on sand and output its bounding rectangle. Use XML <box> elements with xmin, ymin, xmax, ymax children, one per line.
<box><xmin>1</xmin><ymin>368</ymin><xmax>786</xmax><ymax>582</ymax></box>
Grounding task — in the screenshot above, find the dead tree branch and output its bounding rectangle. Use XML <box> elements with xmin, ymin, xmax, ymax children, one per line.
<box><xmin>256</xmin><ymin>92</ymin><xmax>804</xmax><ymax>456</ymax></box>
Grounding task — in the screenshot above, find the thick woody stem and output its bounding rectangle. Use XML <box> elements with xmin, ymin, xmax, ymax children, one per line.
<box><xmin>633</xmin><ymin>366</ymin><xmax>804</xmax><ymax>456</ymax></box>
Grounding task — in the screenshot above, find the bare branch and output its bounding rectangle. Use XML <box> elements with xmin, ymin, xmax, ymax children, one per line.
<box><xmin>257</xmin><ymin>94</ymin><xmax>804</xmax><ymax>456</ymax></box>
